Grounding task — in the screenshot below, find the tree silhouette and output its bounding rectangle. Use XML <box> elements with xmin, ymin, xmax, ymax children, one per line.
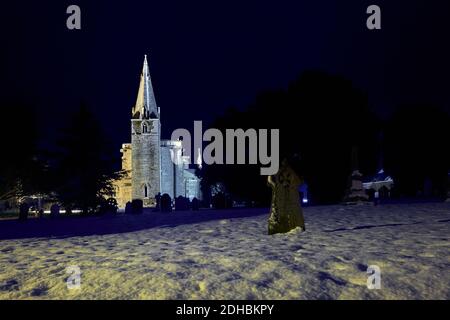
<box><xmin>384</xmin><ymin>105</ymin><xmax>450</xmax><ymax>198</ymax></box>
<box><xmin>0</xmin><ymin>101</ymin><xmax>48</xmax><ymax>201</ymax></box>
<box><xmin>54</xmin><ymin>104</ymin><xmax>122</xmax><ymax>213</ymax></box>
<box><xmin>200</xmin><ymin>71</ymin><xmax>379</xmax><ymax>204</ymax></box>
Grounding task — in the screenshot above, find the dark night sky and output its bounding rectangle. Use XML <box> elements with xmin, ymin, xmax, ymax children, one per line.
<box><xmin>1</xmin><ymin>0</ymin><xmax>449</xmax><ymax>152</ymax></box>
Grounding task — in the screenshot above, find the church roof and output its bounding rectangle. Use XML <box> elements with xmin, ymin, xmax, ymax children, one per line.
<box><xmin>132</xmin><ymin>55</ymin><xmax>158</xmax><ymax>119</ymax></box>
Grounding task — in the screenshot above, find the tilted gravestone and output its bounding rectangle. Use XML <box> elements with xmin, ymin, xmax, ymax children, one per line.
<box><xmin>343</xmin><ymin>146</ymin><xmax>369</xmax><ymax>204</ymax></box>
<box><xmin>19</xmin><ymin>203</ymin><xmax>30</xmax><ymax>221</ymax></box>
<box><xmin>175</xmin><ymin>196</ymin><xmax>189</xmax><ymax>211</ymax></box>
<box><xmin>267</xmin><ymin>160</ymin><xmax>305</xmax><ymax>235</ymax></box>
<box><xmin>161</xmin><ymin>193</ymin><xmax>172</xmax><ymax>212</ymax></box>
<box><xmin>154</xmin><ymin>192</ymin><xmax>162</xmax><ymax>212</ymax></box>
<box><xmin>125</xmin><ymin>201</ymin><xmax>133</xmax><ymax>214</ymax></box>
<box><xmin>344</xmin><ymin>170</ymin><xmax>369</xmax><ymax>204</ymax></box>
<box><xmin>50</xmin><ymin>204</ymin><xmax>60</xmax><ymax>218</ymax></box>
<box><xmin>191</xmin><ymin>197</ymin><xmax>200</xmax><ymax>211</ymax></box>
<box><xmin>131</xmin><ymin>199</ymin><xmax>143</xmax><ymax>214</ymax></box>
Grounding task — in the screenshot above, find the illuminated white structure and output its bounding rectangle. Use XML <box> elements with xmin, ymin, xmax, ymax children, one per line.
<box><xmin>363</xmin><ymin>169</ymin><xmax>394</xmax><ymax>194</ymax></box>
<box><xmin>114</xmin><ymin>55</ymin><xmax>201</xmax><ymax>208</ymax></box>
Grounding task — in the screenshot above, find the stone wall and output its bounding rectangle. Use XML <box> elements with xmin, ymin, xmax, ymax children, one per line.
<box><xmin>131</xmin><ymin>119</ymin><xmax>160</xmax><ymax>207</ymax></box>
<box><xmin>184</xmin><ymin>168</ymin><xmax>202</xmax><ymax>200</ymax></box>
<box><xmin>113</xmin><ymin>144</ymin><xmax>132</xmax><ymax>208</ymax></box>
<box><xmin>160</xmin><ymin>142</ymin><xmax>175</xmax><ymax>198</ymax></box>
<box><xmin>160</xmin><ymin>140</ymin><xmax>185</xmax><ymax>199</ymax></box>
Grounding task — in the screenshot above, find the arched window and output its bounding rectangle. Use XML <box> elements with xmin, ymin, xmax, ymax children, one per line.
<box><xmin>142</xmin><ymin>123</ymin><xmax>148</xmax><ymax>133</ymax></box>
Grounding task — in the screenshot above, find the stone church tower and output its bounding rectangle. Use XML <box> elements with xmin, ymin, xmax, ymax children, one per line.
<box><xmin>131</xmin><ymin>55</ymin><xmax>160</xmax><ymax>207</ymax></box>
<box><xmin>113</xmin><ymin>55</ymin><xmax>202</xmax><ymax>208</ymax></box>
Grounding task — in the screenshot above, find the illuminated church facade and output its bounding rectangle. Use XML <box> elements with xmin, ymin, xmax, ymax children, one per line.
<box><xmin>113</xmin><ymin>55</ymin><xmax>201</xmax><ymax>208</ymax></box>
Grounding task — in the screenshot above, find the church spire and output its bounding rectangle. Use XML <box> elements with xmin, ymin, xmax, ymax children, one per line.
<box><xmin>132</xmin><ymin>54</ymin><xmax>158</xmax><ymax>119</ymax></box>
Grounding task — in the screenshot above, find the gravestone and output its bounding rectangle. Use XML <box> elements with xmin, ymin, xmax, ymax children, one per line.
<box><xmin>191</xmin><ymin>197</ymin><xmax>199</xmax><ymax>211</ymax></box>
<box><xmin>161</xmin><ymin>193</ymin><xmax>172</xmax><ymax>212</ymax></box>
<box><xmin>19</xmin><ymin>203</ymin><xmax>30</xmax><ymax>221</ymax></box>
<box><xmin>344</xmin><ymin>147</ymin><xmax>369</xmax><ymax>204</ymax></box>
<box><xmin>175</xmin><ymin>196</ymin><xmax>189</xmax><ymax>211</ymax></box>
<box><xmin>344</xmin><ymin>170</ymin><xmax>369</xmax><ymax>203</ymax></box>
<box><xmin>125</xmin><ymin>201</ymin><xmax>132</xmax><ymax>214</ymax></box>
<box><xmin>99</xmin><ymin>198</ymin><xmax>118</xmax><ymax>215</ymax></box>
<box><xmin>267</xmin><ymin>159</ymin><xmax>305</xmax><ymax>235</ymax></box>
<box><xmin>154</xmin><ymin>192</ymin><xmax>162</xmax><ymax>212</ymax></box>
<box><xmin>131</xmin><ymin>199</ymin><xmax>143</xmax><ymax>214</ymax></box>
<box><xmin>50</xmin><ymin>204</ymin><xmax>60</xmax><ymax>218</ymax></box>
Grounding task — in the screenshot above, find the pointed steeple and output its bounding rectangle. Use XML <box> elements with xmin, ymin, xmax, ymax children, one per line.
<box><xmin>132</xmin><ymin>55</ymin><xmax>158</xmax><ymax>119</ymax></box>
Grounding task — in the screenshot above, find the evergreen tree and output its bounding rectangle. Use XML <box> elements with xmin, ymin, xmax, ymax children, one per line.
<box><xmin>200</xmin><ymin>71</ymin><xmax>379</xmax><ymax>205</ymax></box>
<box><xmin>54</xmin><ymin>104</ymin><xmax>122</xmax><ymax>213</ymax></box>
<box><xmin>0</xmin><ymin>101</ymin><xmax>48</xmax><ymax>202</ymax></box>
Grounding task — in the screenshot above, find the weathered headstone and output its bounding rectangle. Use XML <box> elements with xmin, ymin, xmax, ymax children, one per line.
<box><xmin>108</xmin><ymin>198</ymin><xmax>118</xmax><ymax>214</ymax></box>
<box><xmin>99</xmin><ymin>198</ymin><xmax>118</xmax><ymax>215</ymax></box>
<box><xmin>50</xmin><ymin>204</ymin><xmax>60</xmax><ymax>218</ymax></box>
<box><xmin>344</xmin><ymin>147</ymin><xmax>369</xmax><ymax>204</ymax></box>
<box><xmin>131</xmin><ymin>199</ymin><xmax>143</xmax><ymax>214</ymax></box>
<box><xmin>125</xmin><ymin>201</ymin><xmax>132</xmax><ymax>214</ymax></box>
<box><xmin>154</xmin><ymin>192</ymin><xmax>162</xmax><ymax>212</ymax></box>
<box><xmin>344</xmin><ymin>170</ymin><xmax>369</xmax><ymax>203</ymax></box>
<box><xmin>175</xmin><ymin>196</ymin><xmax>189</xmax><ymax>211</ymax></box>
<box><xmin>19</xmin><ymin>203</ymin><xmax>30</xmax><ymax>221</ymax></box>
<box><xmin>191</xmin><ymin>197</ymin><xmax>200</xmax><ymax>211</ymax></box>
<box><xmin>161</xmin><ymin>193</ymin><xmax>172</xmax><ymax>212</ymax></box>
<box><xmin>267</xmin><ymin>159</ymin><xmax>305</xmax><ymax>235</ymax></box>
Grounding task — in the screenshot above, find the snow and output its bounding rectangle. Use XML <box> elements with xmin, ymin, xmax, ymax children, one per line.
<box><xmin>0</xmin><ymin>203</ymin><xmax>449</xmax><ymax>299</ymax></box>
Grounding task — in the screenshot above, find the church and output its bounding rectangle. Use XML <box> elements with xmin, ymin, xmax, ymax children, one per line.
<box><xmin>113</xmin><ymin>55</ymin><xmax>201</xmax><ymax>208</ymax></box>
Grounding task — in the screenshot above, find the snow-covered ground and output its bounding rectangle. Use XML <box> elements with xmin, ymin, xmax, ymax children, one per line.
<box><xmin>0</xmin><ymin>203</ymin><xmax>449</xmax><ymax>300</ymax></box>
